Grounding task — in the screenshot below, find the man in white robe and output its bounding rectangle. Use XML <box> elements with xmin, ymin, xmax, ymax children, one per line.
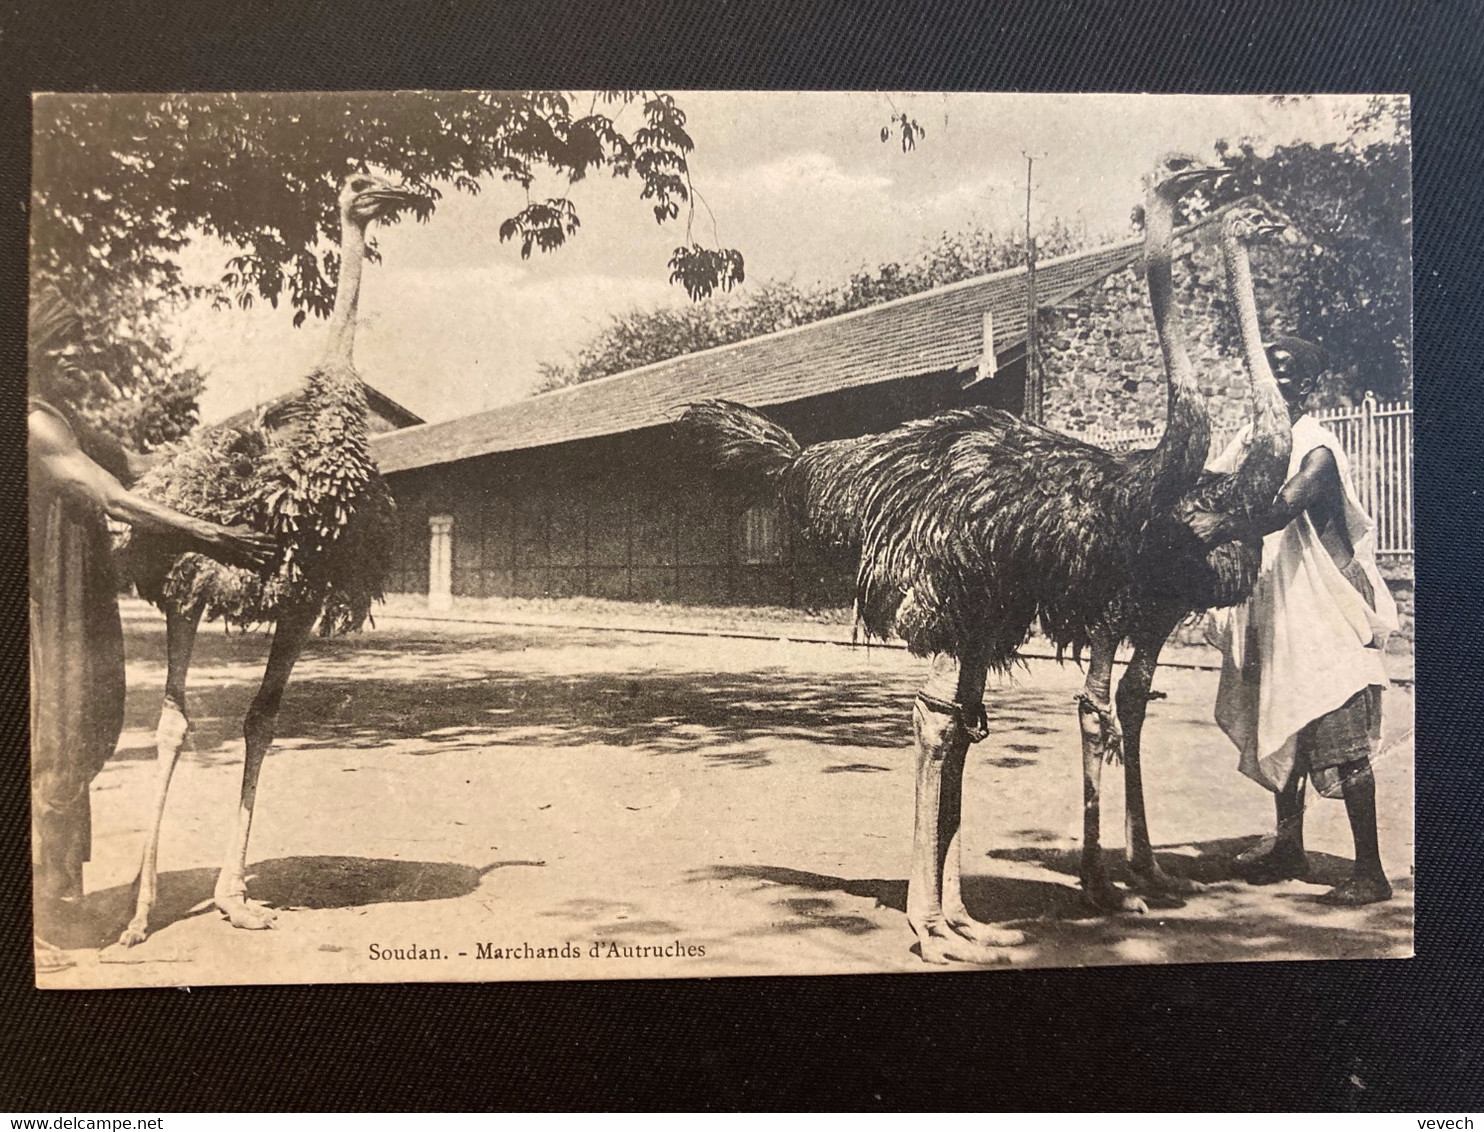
<box><xmin>1189</xmin><ymin>338</ymin><xmax>1399</xmax><ymax>906</ymax></box>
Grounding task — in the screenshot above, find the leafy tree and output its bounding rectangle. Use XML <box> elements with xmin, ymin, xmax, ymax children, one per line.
<box><xmin>534</xmin><ymin>279</ymin><xmax>830</xmax><ymax>393</ymax></box>
<box><xmin>537</xmin><ymin>216</ymin><xmax>1095</xmax><ymax>392</ymax></box>
<box><xmin>31</xmin><ymin>281</ymin><xmax>206</xmax><ymax>452</ymax></box>
<box><xmin>30</xmin><ymin>90</ymin><xmax>743</xmax><ymax>440</ymax></box>
<box><xmin>1199</xmin><ymin>96</ymin><xmax>1412</xmax><ymax>402</ymax></box>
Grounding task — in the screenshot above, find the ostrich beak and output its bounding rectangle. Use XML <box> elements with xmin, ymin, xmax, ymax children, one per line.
<box><xmin>361</xmin><ymin>185</ymin><xmax>422</xmax><ymax>219</ymax></box>
<box><xmin>1170</xmin><ymin>163</ymin><xmax>1225</xmax><ymax>188</ymax></box>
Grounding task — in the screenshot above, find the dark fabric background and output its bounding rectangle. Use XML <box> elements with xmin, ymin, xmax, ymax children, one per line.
<box><xmin>3</xmin><ymin>0</ymin><xmax>1480</xmax><ymax>1112</ymax></box>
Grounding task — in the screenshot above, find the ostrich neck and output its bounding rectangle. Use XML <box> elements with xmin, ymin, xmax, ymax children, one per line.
<box><xmin>324</xmin><ymin>213</ymin><xmax>369</xmax><ymax>372</ymax></box>
<box><xmin>1145</xmin><ymin>192</ymin><xmax>1208</xmax><ymax>494</ymax></box>
<box><xmin>1223</xmin><ymin>231</ymin><xmax>1291</xmax><ymax>501</ymax></box>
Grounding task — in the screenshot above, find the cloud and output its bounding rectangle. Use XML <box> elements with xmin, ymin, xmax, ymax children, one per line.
<box><xmin>186</xmin><ymin>261</ymin><xmax>683</xmax><ymax>425</ymax></box>
<box><xmin>380</xmin><ymin>266</ymin><xmax>677</xmax><ymax>412</ymax></box>
<box><xmin>724</xmin><ymin>152</ymin><xmax>893</xmax><ymax>201</ymax></box>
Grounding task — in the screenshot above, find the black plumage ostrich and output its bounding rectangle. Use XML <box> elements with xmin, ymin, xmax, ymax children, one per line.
<box><xmin>114</xmin><ymin>172</ymin><xmax>426</xmax><ymax>945</ymax></box>
<box><xmin>1083</xmin><ymin>203</ymin><xmax>1294</xmax><ymax>912</ymax></box>
<box><xmin>677</xmin><ymin>156</ymin><xmax>1237</xmax><ymax>964</ymax></box>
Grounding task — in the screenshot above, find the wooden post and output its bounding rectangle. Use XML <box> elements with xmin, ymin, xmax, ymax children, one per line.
<box><xmin>428</xmin><ymin>514</ymin><xmax>454</xmax><ymax>612</ymax></box>
<box><xmin>1361</xmin><ymin>391</ymin><xmax>1380</xmax><ymax>521</ymax></box>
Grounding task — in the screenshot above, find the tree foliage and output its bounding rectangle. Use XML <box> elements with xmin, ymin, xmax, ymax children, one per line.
<box><xmin>33</xmin><ymin>91</ymin><xmax>741</xmax><ymax>316</ymax></box>
<box><xmin>1198</xmin><ymin>96</ymin><xmax>1412</xmax><ymax>401</ymax></box>
<box><xmin>31</xmin><ymin>282</ymin><xmax>206</xmax><ymax>452</ymax></box>
<box><xmin>537</xmin><ymin>217</ymin><xmax>1094</xmax><ymax>392</ymax></box>
<box><xmin>30</xmin><ymin>90</ymin><xmax>743</xmax><ymax>442</ymax></box>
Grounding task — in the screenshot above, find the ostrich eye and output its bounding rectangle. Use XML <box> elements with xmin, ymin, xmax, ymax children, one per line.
<box><xmin>1167</xmin><ymin>157</ymin><xmax>1191</xmax><ymax>170</ymax></box>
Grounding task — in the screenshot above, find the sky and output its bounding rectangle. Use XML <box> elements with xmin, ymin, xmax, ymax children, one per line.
<box><xmin>174</xmin><ymin>92</ymin><xmax>1375</xmax><ymax>425</ymax></box>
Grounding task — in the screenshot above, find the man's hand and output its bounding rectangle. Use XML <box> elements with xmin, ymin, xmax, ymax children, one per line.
<box><xmin>1184</xmin><ymin>507</ymin><xmax>1234</xmax><ymax>548</ymax></box>
<box><xmin>202</xmin><ymin>524</ymin><xmax>276</xmax><ymax>572</ymax></box>
<box><xmin>1187</xmin><ymin>448</ymin><xmax>1341</xmax><ymax>551</ymax></box>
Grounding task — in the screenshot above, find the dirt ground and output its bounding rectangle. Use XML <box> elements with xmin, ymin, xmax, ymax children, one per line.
<box><xmin>40</xmin><ymin>599</ymin><xmax>1414</xmax><ymax>988</ymax></box>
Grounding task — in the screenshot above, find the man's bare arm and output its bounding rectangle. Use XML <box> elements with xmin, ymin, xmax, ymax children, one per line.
<box><xmin>30</xmin><ymin>408</ymin><xmax>274</xmax><ymax>570</ymax></box>
<box><xmin>1186</xmin><ymin>447</ymin><xmax>1341</xmax><ymax>547</ymax></box>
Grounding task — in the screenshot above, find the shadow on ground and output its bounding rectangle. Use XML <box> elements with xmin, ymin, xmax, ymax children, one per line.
<box><xmin>984</xmin><ymin>835</ymin><xmax>1362</xmax><ymax>887</ymax></box>
<box><xmin>117</xmin><ymin>624</ymin><xmax>1073</xmax><ymax>766</ymax></box>
<box><xmin>41</xmin><ymin>856</ymin><xmax>528</xmax><ymax>949</ymax></box>
<box><xmin>696</xmin><ymin>835</ymin><xmax>1414</xmax><ymax>965</ymax></box>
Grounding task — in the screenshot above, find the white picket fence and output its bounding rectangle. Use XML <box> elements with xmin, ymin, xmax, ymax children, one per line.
<box><xmin>1077</xmin><ymin>393</ymin><xmax>1413</xmax><ymax>559</ymax></box>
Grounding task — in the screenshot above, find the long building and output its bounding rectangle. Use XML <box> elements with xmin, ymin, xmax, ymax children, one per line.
<box><xmin>370</xmin><ymin>202</ymin><xmax>1294</xmax><ymax>609</ymax></box>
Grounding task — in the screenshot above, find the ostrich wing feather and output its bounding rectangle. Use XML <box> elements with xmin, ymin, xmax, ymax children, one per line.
<box><xmin>675</xmin><ymin>400</ymin><xmax>802</xmax><ymax>494</ymax></box>
<box><xmin>788</xmin><ymin>409</ymin><xmax>1148</xmax><ymax>661</ymax></box>
<box><xmin>116</xmin><ymin>368</ymin><xmax>395</xmax><ymax>634</ymax></box>
<box><xmin>680</xmin><ymin>400</ymin><xmax>1160</xmax><ymax>666</ymax></box>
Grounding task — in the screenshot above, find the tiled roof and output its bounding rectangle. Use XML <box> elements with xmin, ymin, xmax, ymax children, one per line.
<box><xmin>372</xmin><ymin>208</ymin><xmax>1237</xmax><ymax>474</ymax></box>
<box><xmin>364</xmin><ymin>385</ymin><xmax>427</xmax><ymax>430</ymax></box>
<box><xmin>219</xmin><ymin>383</ymin><xmax>425</xmax><ymax>434</ymax></box>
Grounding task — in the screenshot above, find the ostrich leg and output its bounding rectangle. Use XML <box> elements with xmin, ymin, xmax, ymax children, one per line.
<box><xmin>1118</xmin><ymin>607</ymin><xmax>1202</xmax><ymax>897</ymax></box>
<box><xmin>1078</xmin><ymin>636</ymin><xmax>1147</xmax><ymax>913</ymax></box>
<box><xmin>909</xmin><ymin>653</ymin><xmax>1023</xmax><ymax>964</ymax></box>
<box><xmin>119</xmin><ymin>607</ymin><xmax>204</xmax><ymax>947</ymax></box>
<box><xmin>213</xmin><ymin>604</ymin><xmax>318</xmax><ymax>929</ymax></box>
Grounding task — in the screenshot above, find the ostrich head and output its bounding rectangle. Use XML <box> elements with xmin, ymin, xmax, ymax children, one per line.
<box><xmin>1145</xmin><ymin>151</ymin><xmax>1224</xmax><ymax>200</ymax></box>
<box><xmin>337</xmin><ymin>172</ymin><xmax>422</xmax><ymax>226</ymax></box>
<box><xmin>1221</xmin><ymin>203</ymin><xmax>1287</xmax><ymax>244</ymax></box>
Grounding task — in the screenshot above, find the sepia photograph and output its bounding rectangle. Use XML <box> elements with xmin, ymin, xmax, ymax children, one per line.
<box><xmin>27</xmin><ymin>90</ymin><xmax>1414</xmax><ymax>990</ymax></box>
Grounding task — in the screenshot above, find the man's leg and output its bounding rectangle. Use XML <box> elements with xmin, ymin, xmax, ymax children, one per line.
<box><xmin>1240</xmin><ymin>767</ymin><xmax>1310</xmax><ymax>883</ymax></box>
<box><xmin>1321</xmin><ymin>757</ymin><xmax>1392</xmax><ymax>905</ymax></box>
<box><xmin>1306</xmin><ymin>687</ymin><xmax>1392</xmax><ymax>906</ymax></box>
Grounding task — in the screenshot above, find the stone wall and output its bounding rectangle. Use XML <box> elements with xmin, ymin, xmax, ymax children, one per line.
<box><xmin>1379</xmin><ymin>558</ymin><xmax>1415</xmax><ymax>646</ymax></box>
<box><xmin>1038</xmin><ymin>227</ymin><xmax>1296</xmax><ymax>440</ymax></box>
<box><xmin>1038</xmin><ymin>232</ymin><xmax>1415</xmax><ymax>650</ymax></box>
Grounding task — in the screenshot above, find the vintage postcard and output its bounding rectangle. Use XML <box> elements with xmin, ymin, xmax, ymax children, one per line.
<box><xmin>28</xmin><ymin>92</ymin><xmax>1413</xmax><ymax>988</ymax></box>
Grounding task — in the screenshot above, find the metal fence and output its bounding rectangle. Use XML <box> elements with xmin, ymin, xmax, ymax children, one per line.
<box><xmin>1078</xmin><ymin>393</ymin><xmax>1413</xmax><ymax>558</ymax></box>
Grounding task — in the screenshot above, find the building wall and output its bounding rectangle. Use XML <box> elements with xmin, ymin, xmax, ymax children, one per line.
<box><xmin>381</xmin><ymin>372</ymin><xmax>973</xmax><ymax>606</ymax></box>
<box><xmin>1038</xmin><ymin>230</ymin><xmax>1297</xmax><ymax>439</ymax></box>
<box><xmin>385</xmin><ymin>427</ymin><xmax>847</xmax><ymax>607</ymax></box>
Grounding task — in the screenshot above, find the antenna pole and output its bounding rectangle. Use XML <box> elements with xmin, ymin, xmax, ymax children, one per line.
<box><xmin>1024</xmin><ymin>152</ymin><xmax>1042</xmax><ymax>423</ymax></box>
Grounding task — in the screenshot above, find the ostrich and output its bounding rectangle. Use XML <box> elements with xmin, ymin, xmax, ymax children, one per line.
<box><xmin>677</xmin><ymin>154</ymin><xmax>1229</xmax><ymax>963</ymax></box>
<box><xmin>114</xmin><ymin>172</ymin><xmax>423</xmax><ymax>945</ymax></box>
<box><xmin>1076</xmin><ymin>202</ymin><xmax>1293</xmax><ymax>912</ymax></box>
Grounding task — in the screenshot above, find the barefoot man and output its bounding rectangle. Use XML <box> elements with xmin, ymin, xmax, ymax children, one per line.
<box><xmin>1188</xmin><ymin>337</ymin><xmax>1399</xmax><ymax>906</ymax></box>
<box><xmin>28</xmin><ymin>290</ymin><xmax>273</xmax><ymax>972</ymax></box>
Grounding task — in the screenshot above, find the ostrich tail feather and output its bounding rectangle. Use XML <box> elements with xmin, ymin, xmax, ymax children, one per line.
<box><xmin>676</xmin><ymin>400</ymin><xmax>802</xmax><ymax>497</ymax></box>
<box><xmin>783</xmin><ymin>408</ymin><xmax>1137</xmax><ymax>665</ymax></box>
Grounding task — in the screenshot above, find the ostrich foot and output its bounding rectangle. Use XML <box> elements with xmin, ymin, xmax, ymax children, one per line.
<box><xmin>915</xmin><ymin>921</ymin><xmax>1019</xmax><ymax>966</ymax></box>
<box><xmin>216</xmin><ymin>896</ymin><xmax>278</xmax><ymax>931</ymax></box>
<box><xmin>117</xmin><ymin>918</ymin><xmax>150</xmax><ymax>948</ymax></box>
<box><xmin>1081</xmin><ymin>874</ymin><xmax>1149</xmax><ymax>915</ymax></box>
<box><xmin>945</xmin><ymin>913</ymin><xmax>1027</xmax><ymax>948</ymax></box>
<box><xmin>1130</xmin><ymin>863</ymin><xmax>1204</xmax><ymax>898</ymax></box>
